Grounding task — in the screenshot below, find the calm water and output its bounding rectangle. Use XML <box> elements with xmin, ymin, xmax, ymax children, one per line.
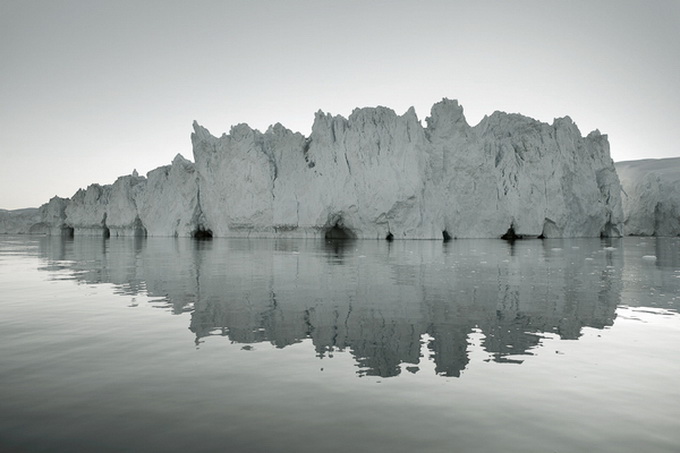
<box><xmin>1</xmin><ymin>235</ymin><xmax>679</xmax><ymax>452</ymax></box>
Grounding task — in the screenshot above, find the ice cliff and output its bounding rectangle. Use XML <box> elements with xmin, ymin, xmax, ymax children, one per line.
<box><xmin>616</xmin><ymin>158</ymin><xmax>680</xmax><ymax>236</ymax></box>
<box><xmin>23</xmin><ymin>99</ymin><xmax>626</xmax><ymax>239</ymax></box>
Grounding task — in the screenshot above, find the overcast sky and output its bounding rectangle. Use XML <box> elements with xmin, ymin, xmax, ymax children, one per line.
<box><xmin>1</xmin><ymin>0</ymin><xmax>679</xmax><ymax>209</ymax></box>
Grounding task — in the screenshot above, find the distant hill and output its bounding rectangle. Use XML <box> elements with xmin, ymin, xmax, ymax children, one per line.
<box><xmin>0</xmin><ymin>207</ymin><xmax>42</xmax><ymax>234</ymax></box>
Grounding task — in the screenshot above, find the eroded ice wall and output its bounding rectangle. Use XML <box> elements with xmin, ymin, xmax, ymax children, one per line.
<box><xmin>190</xmin><ymin>99</ymin><xmax>623</xmax><ymax>239</ymax></box>
<box><xmin>137</xmin><ymin>154</ymin><xmax>202</xmax><ymax>237</ymax></box>
<box><xmin>34</xmin><ymin>99</ymin><xmax>624</xmax><ymax>239</ymax></box>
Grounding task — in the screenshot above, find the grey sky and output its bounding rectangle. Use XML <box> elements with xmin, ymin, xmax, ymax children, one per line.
<box><xmin>1</xmin><ymin>0</ymin><xmax>679</xmax><ymax>209</ymax></box>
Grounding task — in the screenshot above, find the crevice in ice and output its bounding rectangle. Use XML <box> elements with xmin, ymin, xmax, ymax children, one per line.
<box><xmin>653</xmin><ymin>204</ymin><xmax>662</xmax><ymax>237</ymax></box>
<box><xmin>600</xmin><ymin>221</ymin><xmax>621</xmax><ymax>238</ymax></box>
<box><xmin>303</xmin><ymin>138</ymin><xmax>315</xmax><ymax>168</ymax></box>
<box><xmin>133</xmin><ymin>216</ymin><xmax>147</xmax><ymax>237</ymax></box>
<box><xmin>102</xmin><ymin>213</ymin><xmax>110</xmax><ymax>239</ymax></box>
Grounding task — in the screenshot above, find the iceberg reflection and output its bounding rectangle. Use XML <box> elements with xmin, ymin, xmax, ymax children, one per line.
<box><xmin>33</xmin><ymin>236</ymin><xmax>650</xmax><ymax>378</ymax></box>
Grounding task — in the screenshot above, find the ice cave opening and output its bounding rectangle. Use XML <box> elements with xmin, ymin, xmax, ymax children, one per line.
<box><xmin>324</xmin><ymin>222</ymin><xmax>356</xmax><ymax>240</ymax></box>
<box><xmin>501</xmin><ymin>225</ymin><xmax>522</xmax><ymax>241</ymax></box>
<box><xmin>193</xmin><ymin>228</ymin><xmax>213</xmax><ymax>239</ymax></box>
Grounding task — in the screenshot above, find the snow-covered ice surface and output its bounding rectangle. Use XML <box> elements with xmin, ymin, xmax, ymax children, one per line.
<box><xmin>616</xmin><ymin>158</ymin><xmax>680</xmax><ymax>237</ymax></box>
<box><xmin>9</xmin><ymin>99</ymin><xmax>627</xmax><ymax>239</ymax></box>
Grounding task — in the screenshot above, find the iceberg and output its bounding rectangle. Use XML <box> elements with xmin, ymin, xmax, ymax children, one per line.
<box><xmin>13</xmin><ymin>99</ymin><xmax>628</xmax><ymax>239</ymax></box>
<box><xmin>615</xmin><ymin>158</ymin><xmax>680</xmax><ymax>236</ymax></box>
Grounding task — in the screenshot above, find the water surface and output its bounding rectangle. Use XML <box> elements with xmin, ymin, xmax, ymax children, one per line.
<box><xmin>1</xmin><ymin>236</ymin><xmax>679</xmax><ymax>452</ymax></box>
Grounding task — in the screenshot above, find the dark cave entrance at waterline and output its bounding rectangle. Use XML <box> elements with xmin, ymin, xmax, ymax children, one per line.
<box><xmin>193</xmin><ymin>228</ymin><xmax>213</xmax><ymax>239</ymax></box>
<box><xmin>324</xmin><ymin>223</ymin><xmax>356</xmax><ymax>240</ymax></box>
<box><xmin>501</xmin><ymin>225</ymin><xmax>522</xmax><ymax>241</ymax></box>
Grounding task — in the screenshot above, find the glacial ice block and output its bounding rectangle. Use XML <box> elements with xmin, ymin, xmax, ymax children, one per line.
<box><xmin>33</xmin><ymin>99</ymin><xmax>625</xmax><ymax>239</ymax></box>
